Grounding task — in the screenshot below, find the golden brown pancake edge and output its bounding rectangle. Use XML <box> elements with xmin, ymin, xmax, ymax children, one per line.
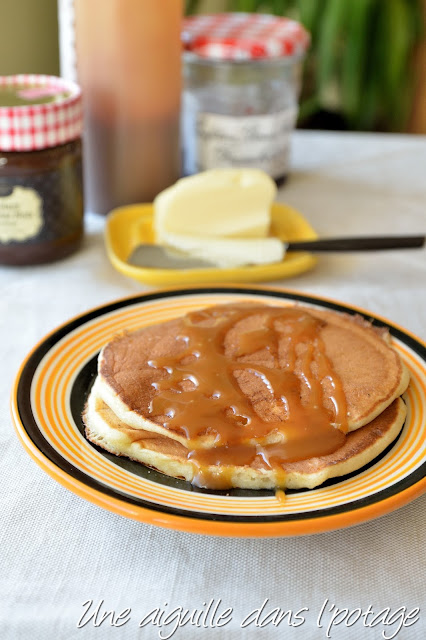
<box><xmin>83</xmin><ymin>382</ymin><xmax>406</xmax><ymax>490</ymax></box>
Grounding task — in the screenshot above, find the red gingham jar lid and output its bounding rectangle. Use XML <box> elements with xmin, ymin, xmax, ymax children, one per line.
<box><xmin>182</xmin><ymin>12</ymin><xmax>310</xmax><ymax>60</ymax></box>
<box><xmin>0</xmin><ymin>75</ymin><xmax>83</xmax><ymax>152</ymax></box>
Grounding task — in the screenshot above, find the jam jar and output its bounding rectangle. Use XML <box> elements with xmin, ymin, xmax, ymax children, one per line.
<box><xmin>0</xmin><ymin>75</ymin><xmax>84</xmax><ymax>265</ymax></box>
<box><xmin>182</xmin><ymin>13</ymin><xmax>310</xmax><ymax>183</ymax></box>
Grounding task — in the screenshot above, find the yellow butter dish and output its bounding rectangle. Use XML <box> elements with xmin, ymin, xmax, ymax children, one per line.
<box><xmin>105</xmin><ymin>202</ymin><xmax>318</xmax><ymax>287</ymax></box>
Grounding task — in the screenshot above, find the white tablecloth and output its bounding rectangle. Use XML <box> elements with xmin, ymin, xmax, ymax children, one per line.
<box><xmin>1</xmin><ymin>131</ymin><xmax>425</xmax><ymax>640</ymax></box>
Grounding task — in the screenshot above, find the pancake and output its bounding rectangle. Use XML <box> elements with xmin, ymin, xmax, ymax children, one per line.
<box><xmin>84</xmin><ymin>380</ymin><xmax>406</xmax><ymax>490</ymax></box>
<box><xmin>96</xmin><ymin>302</ymin><xmax>409</xmax><ymax>451</ymax></box>
<box><xmin>83</xmin><ymin>302</ymin><xmax>410</xmax><ymax>490</ymax></box>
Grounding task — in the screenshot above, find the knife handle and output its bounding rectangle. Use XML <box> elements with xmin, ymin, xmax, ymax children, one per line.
<box><xmin>287</xmin><ymin>235</ymin><xmax>425</xmax><ymax>252</ymax></box>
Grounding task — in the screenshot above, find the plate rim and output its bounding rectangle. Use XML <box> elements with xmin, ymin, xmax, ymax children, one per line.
<box><xmin>11</xmin><ymin>284</ymin><xmax>426</xmax><ymax>537</ymax></box>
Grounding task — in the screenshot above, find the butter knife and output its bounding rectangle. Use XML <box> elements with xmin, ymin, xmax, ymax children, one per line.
<box><xmin>127</xmin><ymin>235</ymin><xmax>425</xmax><ymax>270</ymax></box>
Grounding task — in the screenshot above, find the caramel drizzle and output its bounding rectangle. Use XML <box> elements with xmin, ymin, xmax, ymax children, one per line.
<box><xmin>147</xmin><ymin>304</ymin><xmax>348</xmax><ymax>489</ymax></box>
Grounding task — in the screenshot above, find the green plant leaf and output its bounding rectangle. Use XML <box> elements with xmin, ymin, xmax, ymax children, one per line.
<box><xmin>382</xmin><ymin>0</ymin><xmax>413</xmax><ymax>128</ymax></box>
<box><xmin>315</xmin><ymin>0</ymin><xmax>348</xmax><ymax>105</ymax></box>
<box><xmin>233</xmin><ymin>0</ymin><xmax>260</xmax><ymax>11</ymax></box>
<box><xmin>353</xmin><ymin>0</ymin><xmax>385</xmax><ymax>130</ymax></box>
<box><xmin>271</xmin><ymin>0</ymin><xmax>289</xmax><ymax>15</ymax></box>
<box><xmin>297</xmin><ymin>0</ymin><xmax>322</xmax><ymax>34</ymax></box>
<box><xmin>298</xmin><ymin>95</ymin><xmax>320</xmax><ymax>123</ymax></box>
<box><xmin>340</xmin><ymin>0</ymin><xmax>375</xmax><ymax>127</ymax></box>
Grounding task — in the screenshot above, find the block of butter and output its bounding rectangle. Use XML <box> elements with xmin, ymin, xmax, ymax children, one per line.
<box><xmin>159</xmin><ymin>232</ymin><xmax>285</xmax><ymax>268</ymax></box>
<box><xmin>154</xmin><ymin>168</ymin><xmax>282</xmax><ymax>268</ymax></box>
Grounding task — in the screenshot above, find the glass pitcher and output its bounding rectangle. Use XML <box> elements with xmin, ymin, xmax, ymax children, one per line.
<box><xmin>74</xmin><ymin>0</ymin><xmax>182</xmax><ymax>215</ymax></box>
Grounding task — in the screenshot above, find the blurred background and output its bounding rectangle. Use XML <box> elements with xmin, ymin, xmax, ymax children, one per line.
<box><xmin>0</xmin><ymin>0</ymin><xmax>425</xmax><ymax>133</ymax></box>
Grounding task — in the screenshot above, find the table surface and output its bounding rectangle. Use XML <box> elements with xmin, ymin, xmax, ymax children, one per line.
<box><xmin>1</xmin><ymin>131</ymin><xmax>425</xmax><ymax>640</ymax></box>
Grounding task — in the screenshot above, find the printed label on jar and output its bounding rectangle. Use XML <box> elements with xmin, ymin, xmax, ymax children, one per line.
<box><xmin>189</xmin><ymin>107</ymin><xmax>298</xmax><ymax>178</ymax></box>
<box><xmin>0</xmin><ymin>186</ymin><xmax>43</xmax><ymax>243</ymax></box>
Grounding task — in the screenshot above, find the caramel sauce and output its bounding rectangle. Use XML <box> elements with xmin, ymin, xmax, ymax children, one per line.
<box><xmin>275</xmin><ymin>489</ymin><xmax>286</xmax><ymax>504</ymax></box>
<box><xmin>147</xmin><ymin>304</ymin><xmax>348</xmax><ymax>489</ymax></box>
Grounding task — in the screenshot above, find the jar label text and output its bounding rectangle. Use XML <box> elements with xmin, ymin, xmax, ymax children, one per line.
<box><xmin>188</xmin><ymin>107</ymin><xmax>298</xmax><ymax>178</ymax></box>
<box><xmin>0</xmin><ymin>186</ymin><xmax>43</xmax><ymax>243</ymax></box>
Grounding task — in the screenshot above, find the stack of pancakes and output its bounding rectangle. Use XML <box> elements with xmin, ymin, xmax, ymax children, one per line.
<box><xmin>83</xmin><ymin>303</ymin><xmax>410</xmax><ymax>490</ymax></box>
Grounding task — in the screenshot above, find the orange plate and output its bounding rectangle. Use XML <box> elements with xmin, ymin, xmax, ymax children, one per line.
<box><xmin>11</xmin><ymin>286</ymin><xmax>426</xmax><ymax>537</ymax></box>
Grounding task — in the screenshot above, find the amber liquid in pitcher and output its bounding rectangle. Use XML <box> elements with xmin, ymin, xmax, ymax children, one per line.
<box><xmin>75</xmin><ymin>0</ymin><xmax>182</xmax><ymax>215</ymax></box>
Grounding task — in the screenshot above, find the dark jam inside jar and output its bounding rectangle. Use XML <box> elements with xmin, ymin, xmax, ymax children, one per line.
<box><xmin>0</xmin><ymin>139</ymin><xmax>83</xmax><ymax>265</ymax></box>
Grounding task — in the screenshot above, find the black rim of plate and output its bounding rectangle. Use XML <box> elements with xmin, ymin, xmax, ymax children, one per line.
<box><xmin>16</xmin><ymin>287</ymin><xmax>426</xmax><ymax>524</ymax></box>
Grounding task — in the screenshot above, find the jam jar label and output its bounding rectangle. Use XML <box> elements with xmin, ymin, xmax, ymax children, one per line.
<box><xmin>185</xmin><ymin>106</ymin><xmax>298</xmax><ymax>178</ymax></box>
<box><xmin>0</xmin><ymin>186</ymin><xmax>43</xmax><ymax>243</ymax></box>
